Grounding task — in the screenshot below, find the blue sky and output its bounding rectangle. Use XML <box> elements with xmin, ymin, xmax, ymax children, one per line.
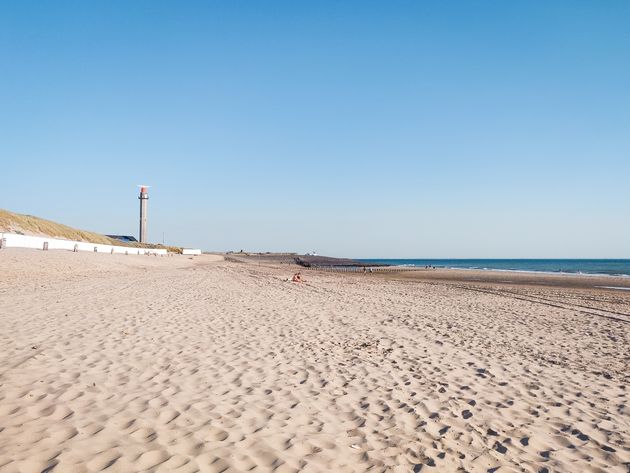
<box><xmin>1</xmin><ymin>1</ymin><xmax>629</xmax><ymax>257</ymax></box>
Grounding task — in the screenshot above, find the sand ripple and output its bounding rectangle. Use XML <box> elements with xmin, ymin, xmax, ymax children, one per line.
<box><xmin>0</xmin><ymin>249</ymin><xmax>628</xmax><ymax>472</ymax></box>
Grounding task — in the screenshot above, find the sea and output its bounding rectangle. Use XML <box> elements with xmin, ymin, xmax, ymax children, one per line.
<box><xmin>357</xmin><ymin>259</ymin><xmax>630</xmax><ymax>277</ymax></box>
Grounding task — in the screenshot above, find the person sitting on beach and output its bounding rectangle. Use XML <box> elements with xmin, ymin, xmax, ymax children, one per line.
<box><xmin>292</xmin><ymin>272</ymin><xmax>303</xmax><ymax>283</ymax></box>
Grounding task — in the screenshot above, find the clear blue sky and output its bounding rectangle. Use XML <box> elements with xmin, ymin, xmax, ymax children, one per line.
<box><xmin>1</xmin><ymin>1</ymin><xmax>629</xmax><ymax>257</ymax></box>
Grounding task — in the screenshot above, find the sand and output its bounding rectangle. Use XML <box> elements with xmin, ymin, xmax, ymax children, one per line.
<box><xmin>0</xmin><ymin>249</ymin><xmax>628</xmax><ymax>472</ymax></box>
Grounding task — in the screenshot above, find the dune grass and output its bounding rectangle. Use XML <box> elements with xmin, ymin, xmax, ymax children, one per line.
<box><xmin>0</xmin><ymin>209</ymin><xmax>182</xmax><ymax>253</ymax></box>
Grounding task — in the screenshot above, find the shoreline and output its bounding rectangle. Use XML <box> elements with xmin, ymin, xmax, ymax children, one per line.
<box><xmin>365</xmin><ymin>267</ymin><xmax>630</xmax><ymax>291</ymax></box>
<box><xmin>390</xmin><ymin>265</ymin><xmax>630</xmax><ymax>279</ymax></box>
<box><xmin>227</xmin><ymin>253</ymin><xmax>630</xmax><ymax>280</ymax></box>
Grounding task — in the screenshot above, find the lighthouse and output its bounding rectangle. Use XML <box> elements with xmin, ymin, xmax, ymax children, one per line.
<box><xmin>138</xmin><ymin>185</ymin><xmax>149</xmax><ymax>243</ymax></box>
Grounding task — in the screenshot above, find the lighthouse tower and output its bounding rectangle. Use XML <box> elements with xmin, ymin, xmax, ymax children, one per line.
<box><xmin>138</xmin><ymin>185</ymin><xmax>149</xmax><ymax>243</ymax></box>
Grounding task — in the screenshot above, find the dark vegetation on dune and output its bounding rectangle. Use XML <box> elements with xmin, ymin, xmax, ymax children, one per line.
<box><xmin>225</xmin><ymin>252</ymin><xmax>389</xmax><ymax>267</ymax></box>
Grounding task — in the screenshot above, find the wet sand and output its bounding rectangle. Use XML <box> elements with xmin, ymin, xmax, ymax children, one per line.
<box><xmin>372</xmin><ymin>267</ymin><xmax>630</xmax><ymax>291</ymax></box>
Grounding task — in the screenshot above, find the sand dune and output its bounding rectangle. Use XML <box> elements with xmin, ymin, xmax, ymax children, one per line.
<box><xmin>0</xmin><ymin>249</ymin><xmax>628</xmax><ymax>472</ymax></box>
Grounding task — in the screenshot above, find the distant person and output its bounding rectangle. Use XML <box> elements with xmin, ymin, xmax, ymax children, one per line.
<box><xmin>292</xmin><ymin>272</ymin><xmax>303</xmax><ymax>283</ymax></box>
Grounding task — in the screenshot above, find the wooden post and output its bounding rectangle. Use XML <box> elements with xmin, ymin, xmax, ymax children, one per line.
<box><xmin>43</xmin><ymin>242</ymin><xmax>49</xmax><ymax>251</ymax></box>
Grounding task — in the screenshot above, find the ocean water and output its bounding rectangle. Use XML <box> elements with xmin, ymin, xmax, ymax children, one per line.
<box><xmin>357</xmin><ymin>259</ymin><xmax>630</xmax><ymax>277</ymax></box>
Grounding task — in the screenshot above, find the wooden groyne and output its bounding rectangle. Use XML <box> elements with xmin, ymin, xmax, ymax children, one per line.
<box><xmin>305</xmin><ymin>265</ymin><xmax>426</xmax><ymax>273</ymax></box>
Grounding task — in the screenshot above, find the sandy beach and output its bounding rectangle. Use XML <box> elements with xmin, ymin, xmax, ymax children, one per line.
<box><xmin>0</xmin><ymin>249</ymin><xmax>628</xmax><ymax>472</ymax></box>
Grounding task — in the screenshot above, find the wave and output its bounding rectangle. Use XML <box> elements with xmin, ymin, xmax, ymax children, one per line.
<box><xmin>359</xmin><ymin>259</ymin><xmax>630</xmax><ymax>277</ymax></box>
